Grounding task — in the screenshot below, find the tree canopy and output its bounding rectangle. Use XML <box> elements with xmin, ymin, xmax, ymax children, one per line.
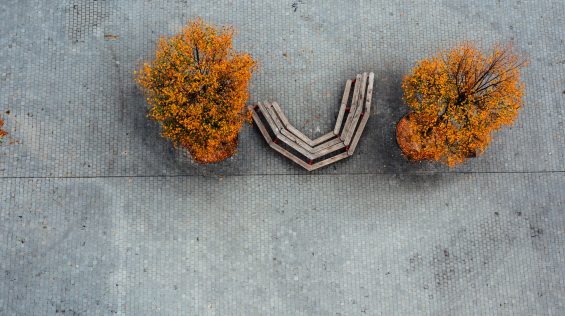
<box><xmin>399</xmin><ymin>43</ymin><xmax>527</xmax><ymax>166</ymax></box>
<box><xmin>0</xmin><ymin>117</ymin><xmax>7</xmax><ymax>143</ymax></box>
<box><xmin>136</xmin><ymin>18</ymin><xmax>256</xmax><ymax>163</ymax></box>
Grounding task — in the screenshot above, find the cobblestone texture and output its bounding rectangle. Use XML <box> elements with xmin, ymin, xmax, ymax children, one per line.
<box><xmin>1</xmin><ymin>174</ymin><xmax>564</xmax><ymax>315</ymax></box>
<box><xmin>0</xmin><ymin>0</ymin><xmax>564</xmax><ymax>315</ymax></box>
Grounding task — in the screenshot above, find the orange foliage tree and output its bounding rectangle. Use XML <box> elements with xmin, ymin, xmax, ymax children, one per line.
<box><xmin>0</xmin><ymin>117</ymin><xmax>7</xmax><ymax>143</ymax></box>
<box><xmin>136</xmin><ymin>19</ymin><xmax>256</xmax><ymax>163</ymax></box>
<box><xmin>397</xmin><ymin>42</ymin><xmax>527</xmax><ymax>166</ymax></box>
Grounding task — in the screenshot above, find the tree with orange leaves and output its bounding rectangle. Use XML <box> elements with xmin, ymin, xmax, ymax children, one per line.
<box><xmin>397</xmin><ymin>42</ymin><xmax>527</xmax><ymax>166</ymax></box>
<box><xmin>0</xmin><ymin>117</ymin><xmax>7</xmax><ymax>143</ymax></box>
<box><xmin>136</xmin><ymin>19</ymin><xmax>256</xmax><ymax>163</ymax></box>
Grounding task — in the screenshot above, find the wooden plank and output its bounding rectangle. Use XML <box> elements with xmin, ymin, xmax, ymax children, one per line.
<box><xmin>271</xmin><ymin>102</ymin><xmax>290</xmax><ymax>127</ymax></box>
<box><xmin>251</xmin><ymin>102</ymin><xmax>351</xmax><ymax>171</ymax></box>
<box><xmin>344</xmin><ymin>72</ymin><xmax>368</xmax><ymax>143</ymax></box>
<box><xmin>253</xmin><ymin>105</ymin><xmax>317</xmax><ymax>160</ymax></box>
<box><xmin>280</xmin><ymin>127</ymin><xmax>298</xmax><ymax>143</ymax></box>
<box><xmin>284</xmin><ymin>127</ymin><xmax>343</xmax><ymax>155</ymax></box>
<box><xmin>276</xmin><ymin>133</ymin><xmax>316</xmax><ymax>160</ymax></box>
<box><xmin>365</xmin><ymin>72</ymin><xmax>375</xmax><ymax>112</ymax></box>
<box><xmin>311</xmin><ymin>131</ymin><xmax>337</xmax><ymax>146</ymax></box>
<box><xmin>249</xmin><ymin>106</ymin><xmax>273</xmax><ymax>144</ymax></box>
<box><xmin>364</xmin><ymin>72</ymin><xmax>375</xmax><ymax>115</ymax></box>
<box><xmin>257</xmin><ymin>102</ymin><xmax>279</xmax><ymax>135</ymax></box>
<box><xmin>270</xmin><ymin>142</ymin><xmax>313</xmax><ymax>171</ymax></box>
<box><xmin>277</xmin><ymin>128</ymin><xmax>345</xmax><ymax>159</ymax></box>
<box><xmin>271</xmin><ymin>102</ymin><xmax>318</xmax><ymax>146</ymax></box>
<box><xmin>340</xmin><ymin>74</ymin><xmax>362</xmax><ymax>141</ymax></box>
<box><xmin>333</xmin><ymin>79</ymin><xmax>352</xmax><ymax>135</ymax></box>
<box><xmin>266</xmin><ymin>102</ymin><xmax>316</xmax><ymax>156</ymax></box>
<box><xmin>312</xmin><ymin>141</ymin><xmax>346</xmax><ymax>157</ymax></box>
<box><xmin>310</xmin><ymin>151</ymin><xmax>349</xmax><ymax>170</ymax></box>
<box><xmin>347</xmin><ymin>110</ymin><xmax>370</xmax><ymax>155</ymax></box>
<box><xmin>282</xmin><ymin>128</ymin><xmax>315</xmax><ymax>152</ymax></box>
<box><xmin>251</xmin><ymin>105</ymin><xmax>312</xmax><ymax>170</ymax></box>
<box><xmin>252</xmin><ymin>108</ymin><xmax>313</xmax><ymax>170</ymax></box>
<box><xmin>270</xmin><ymin>101</ymin><xmax>337</xmax><ymax>147</ymax></box>
<box><xmin>264</xmin><ymin>102</ymin><xmax>285</xmax><ymax>132</ymax></box>
<box><xmin>344</xmin><ymin>72</ymin><xmax>368</xmax><ymax>145</ymax></box>
<box><xmin>251</xmin><ymin>73</ymin><xmax>373</xmax><ymax>170</ymax></box>
<box><xmin>311</xmin><ymin>137</ymin><xmax>343</xmax><ymax>153</ymax></box>
<box><xmin>348</xmin><ymin>72</ymin><xmax>374</xmax><ymax>154</ymax></box>
<box><xmin>286</xmin><ymin>124</ymin><xmax>316</xmax><ymax>147</ymax></box>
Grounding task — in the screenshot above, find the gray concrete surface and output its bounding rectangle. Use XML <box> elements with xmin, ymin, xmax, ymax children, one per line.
<box><xmin>0</xmin><ymin>0</ymin><xmax>564</xmax><ymax>315</ymax></box>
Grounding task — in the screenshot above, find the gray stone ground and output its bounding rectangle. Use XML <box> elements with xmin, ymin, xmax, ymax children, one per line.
<box><xmin>0</xmin><ymin>0</ymin><xmax>564</xmax><ymax>315</ymax></box>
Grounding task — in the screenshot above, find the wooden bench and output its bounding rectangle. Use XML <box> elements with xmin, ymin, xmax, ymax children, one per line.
<box><xmin>249</xmin><ymin>72</ymin><xmax>374</xmax><ymax>171</ymax></box>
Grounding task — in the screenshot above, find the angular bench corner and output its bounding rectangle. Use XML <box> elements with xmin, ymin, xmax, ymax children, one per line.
<box><xmin>250</xmin><ymin>72</ymin><xmax>374</xmax><ymax>171</ymax></box>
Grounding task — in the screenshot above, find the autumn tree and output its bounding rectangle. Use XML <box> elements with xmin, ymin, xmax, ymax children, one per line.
<box><xmin>0</xmin><ymin>117</ymin><xmax>7</xmax><ymax>143</ymax></box>
<box><xmin>136</xmin><ymin>19</ymin><xmax>256</xmax><ymax>163</ymax></box>
<box><xmin>397</xmin><ymin>42</ymin><xmax>527</xmax><ymax>166</ymax></box>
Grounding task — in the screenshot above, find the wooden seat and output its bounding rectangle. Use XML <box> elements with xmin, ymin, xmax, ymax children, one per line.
<box><xmin>249</xmin><ymin>72</ymin><xmax>374</xmax><ymax>171</ymax></box>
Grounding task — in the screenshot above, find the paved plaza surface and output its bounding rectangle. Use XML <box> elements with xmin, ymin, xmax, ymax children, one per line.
<box><xmin>1</xmin><ymin>0</ymin><xmax>564</xmax><ymax>315</ymax></box>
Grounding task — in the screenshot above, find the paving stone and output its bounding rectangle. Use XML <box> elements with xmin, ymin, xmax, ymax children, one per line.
<box><xmin>1</xmin><ymin>174</ymin><xmax>564</xmax><ymax>315</ymax></box>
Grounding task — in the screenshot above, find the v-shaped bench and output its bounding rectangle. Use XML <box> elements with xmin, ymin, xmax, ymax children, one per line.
<box><xmin>249</xmin><ymin>72</ymin><xmax>374</xmax><ymax>171</ymax></box>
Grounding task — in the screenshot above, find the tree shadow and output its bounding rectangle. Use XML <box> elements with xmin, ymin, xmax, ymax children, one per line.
<box><xmin>353</xmin><ymin>67</ymin><xmax>460</xmax><ymax>192</ymax></box>
<box><xmin>127</xmin><ymin>89</ymin><xmax>188</xmax><ymax>173</ymax></box>
<box><xmin>370</xmin><ymin>67</ymin><xmax>446</xmax><ymax>175</ymax></box>
<box><xmin>127</xmin><ymin>87</ymin><xmax>251</xmax><ymax>177</ymax></box>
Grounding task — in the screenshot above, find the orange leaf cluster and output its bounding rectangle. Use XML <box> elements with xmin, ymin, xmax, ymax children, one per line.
<box><xmin>135</xmin><ymin>18</ymin><xmax>256</xmax><ymax>163</ymax></box>
<box><xmin>400</xmin><ymin>42</ymin><xmax>527</xmax><ymax>166</ymax></box>
<box><xmin>0</xmin><ymin>117</ymin><xmax>7</xmax><ymax>143</ymax></box>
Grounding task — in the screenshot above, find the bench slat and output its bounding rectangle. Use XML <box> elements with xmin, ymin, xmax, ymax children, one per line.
<box><xmin>348</xmin><ymin>72</ymin><xmax>374</xmax><ymax>154</ymax></box>
<box><xmin>312</xmin><ymin>142</ymin><xmax>346</xmax><ymax>157</ymax></box>
<box><xmin>344</xmin><ymin>72</ymin><xmax>368</xmax><ymax>145</ymax></box>
<box><xmin>333</xmin><ymin>79</ymin><xmax>352</xmax><ymax>135</ymax></box>
<box><xmin>286</xmin><ymin>124</ymin><xmax>316</xmax><ymax>146</ymax></box>
<box><xmin>276</xmin><ymin>133</ymin><xmax>317</xmax><ymax>160</ymax></box>
<box><xmin>272</xmin><ymin>102</ymin><xmax>338</xmax><ymax>147</ymax></box>
<box><xmin>249</xmin><ymin>106</ymin><xmax>273</xmax><ymax>144</ymax></box>
<box><xmin>310</xmin><ymin>151</ymin><xmax>349</xmax><ymax>170</ymax></box>
<box><xmin>270</xmin><ymin>142</ymin><xmax>313</xmax><ymax>171</ymax></box>
<box><xmin>270</xmin><ymin>102</ymin><xmax>317</xmax><ymax>146</ymax></box>
<box><xmin>283</xmin><ymin>127</ymin><xmax>343</xmax><ymax>155</ymax></box>
<box><xmin>280</xmin><ymin>127</ymin><xmax>298</xmax><ymax>143</ymax></box>
<box><xmin>341</xmin><ymin>74</ymin><xmax>362</xmax><ymax>141</ymax></box>
<box><xmin>257</xmin><ymin>102</ymin><xmax>280</xmax><ymax>135</ymax></box>
<box><xmin>311</xmin><ymin>131</ymin><xmax>337</xmax><ymax>146</ymax></box>
<box><xmin>271</xmin><ymin>102</ymin><xmax>291</xmax><ymax>127</ymax></box>
<box><xmin>251</xmin><ymin>105</ymin><xmax>312</xmax><ymax>170</ymax></box>
<box><xmin>249</xmin><ymin>72</ymin><xmax>374</xmax><ymax>171</ymax></box>
<box><xmin>265</xmin><ymin>102</ymin><xmax>285</xmax><ymax>132</ymax></box>
<box><xmin>277</xmin><ymin>132</ymin><xmax>345</xmax><ymax>160</ymax></box>
<box><xmin>311</xmin><ymin>137</ymin><xmax>342</xmax><ymax>153</ymax></box>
